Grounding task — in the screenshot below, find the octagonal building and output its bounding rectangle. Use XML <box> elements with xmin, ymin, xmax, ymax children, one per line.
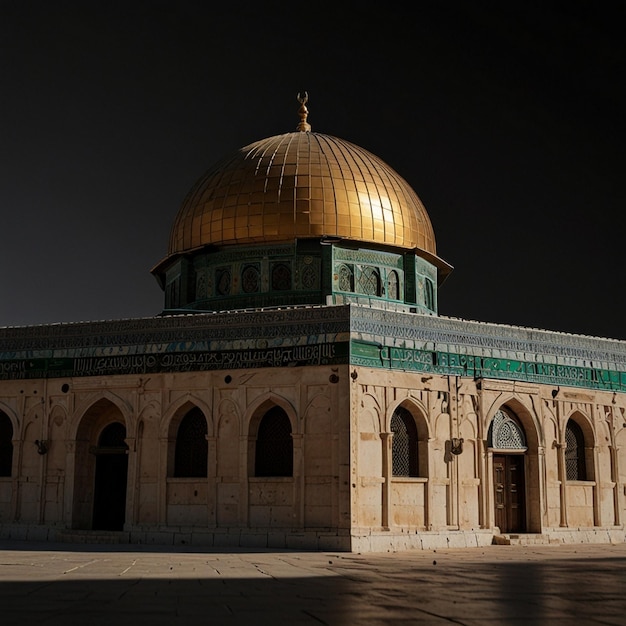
<box><xmin>1</xmin><ymin>98</ymin><xmax>625</xmax><ymax>552</ymax></box>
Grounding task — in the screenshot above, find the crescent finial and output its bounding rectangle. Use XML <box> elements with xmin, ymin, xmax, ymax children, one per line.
<box><xmin>296</xmin><ymin>92</ymin><xmax>311</xmax><ymax>132</ymax></box>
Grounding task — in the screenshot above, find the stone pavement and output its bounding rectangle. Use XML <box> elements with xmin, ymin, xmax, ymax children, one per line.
<box><xmin>0</xmin><ymin>540</ymin><xmax>625</xmax><ymax>625</ymax></box>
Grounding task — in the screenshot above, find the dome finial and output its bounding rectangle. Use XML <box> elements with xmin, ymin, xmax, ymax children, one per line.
<box><xmin>296</xmin><ymin>92</ymin><xmax>311</xmax><ymax>132</ymax></box>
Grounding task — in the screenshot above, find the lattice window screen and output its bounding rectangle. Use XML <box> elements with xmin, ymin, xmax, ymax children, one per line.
<box><xmin>489</xmin><ymin>409</ymin><xmax>526</xmax><ymax>449</ymax></box>
<box><xmin>391</xmin><ymin>406</ymin><xmax>419</xmax><ymax>477</ymax></box>
<box><xmin>565</xmin><ymin>420</ymin><xmax>587</xmax><ymax>480</ymax></box>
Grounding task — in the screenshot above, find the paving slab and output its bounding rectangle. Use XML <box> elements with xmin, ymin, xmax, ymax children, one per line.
<box><xmin>0</xmin><ymin>540</ymin><xmax>625</xmax><ymax>625</ymax></box>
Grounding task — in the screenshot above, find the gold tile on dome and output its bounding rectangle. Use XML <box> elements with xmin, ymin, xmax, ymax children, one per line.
<box><xmin>265</xmin><ymin>177</ymin><xmax>281</xmax><ymax>191</ymax></box>
<box><xmin>337</xmin><ymin>214</ymin><xmax>350</xmax><ymax>227</ymax></box>
<box><xmin>331</xmin><ymin>187</ymin><xmax>345</xmax><ymax>202</ymax></box>
<box><xmin>164</xmin><ymin>131</ymin><xmax>440</xmax><ymax>256</ymax></box>
<box><xmin>295</xmin><ymin>187</ymin><xmax>309</xmax><ymax>199</ymax></box>
<box><xmin>281</xmin><ymin>174</ymin><xmax>295</xmax><ymax>190</ymax></box>
<box><xmin>309</xmin><ymin>211</ymin><xmax>324</xmax><ymax>225</ymax></box>
<box><xmin>346</xmin><ymin>191</ymin><xmax>359</xmax><ymax>204</ymax></box>
<box><xmin>336</xmin><ymin>202</ymin><xmax>350</xmax><ymax>216</ymax></box>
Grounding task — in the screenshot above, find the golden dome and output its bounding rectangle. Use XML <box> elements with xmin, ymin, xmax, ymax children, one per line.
<box><xmin>168</xmin><ymin>131</ymin><xmax>437</xmax><ymax>256</ymax></box>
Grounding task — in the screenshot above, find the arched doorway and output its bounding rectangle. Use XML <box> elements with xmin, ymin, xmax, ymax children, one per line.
<box><xmin>92</xmin><ymin>422</ymin><xmax>128</xmax><ymax>530</ymax></box>
<box><xmin>72</xmin><ymin>399</ymin><xmax>129</xmax><ymax>531</ymax></box>
<box><xmin>489</xmin><ymin>408</ymin><xmax>527</xmax><ymax>533</ymax></box>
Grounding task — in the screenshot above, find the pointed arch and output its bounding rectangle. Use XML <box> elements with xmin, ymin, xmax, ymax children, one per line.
<box><xmin>391</xmin><ymin>406</ymin><xmax>419</xmax><ymax>476</ymax></box>
<box><xmin>254</xmin><ymin>406</ymin><xmax>293</xmax><ymax>477</ymax></box>
<box><xmin>388</xmin><ymin>400</ymin><xmax>429</xmax><ymax>478</ymax></box>
<box><xmin>160</xmin><ymin>394</ymin><xmax>213</xmax><ymax>438</ymax></box>
<box><xmin>245</xmin><ymin>393</ymin><xmax>297</xmax><ymax>436</ymax></box>
<box><xmin>71</xmin><ymin>391</ymin><xmax>132</xmax><ymax>440</ymax></box>
<box><xmin>387</xmin><ymin>398</ymin><xmax>430</xmax><ymax>438</ymax></box>
<box><xmin>246</xmin><ymin>394</ymin><xmax>296</xmax><ymax>478</ymax></box>
<box><xmin>564</xmin><ymin>411</ymin><xmax>594</xmax><ymax>481</ymax></box>
<box><xmin>562</xmin><ymin>408</ymin><xmax>595</xmax><ymax>445</ymax></box>
<box><xmin>161</xmin><ymin>399</ymin><xmax>210</xmax><ymax>478</ymax></box>
<box><xmin>71</xmin><ymin>397</ymin><xmax>128</xmax><ymax>531</ymax></box>
<box><xmin>488</xmin><ymin>408</ymin><xmax>527</xmax><ymax>450</ymax></box>
<box><xmin>173</xmin><ymin>406</ymin><xmax>208</xmax><ymax>478</ymax></box>
<box><xmin>484</xmin><ymin>395</ymin><xmax>542</xmax><ymax>449</ymax></box>
<box><xmin>386</xmin><ymin>269</ymin><xmax>400</xmax><ymax>300</ymax></box>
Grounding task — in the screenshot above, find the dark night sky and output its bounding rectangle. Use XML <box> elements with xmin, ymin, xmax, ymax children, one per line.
<box><xmin>1</xmin><ymin>1</ymin><xmax>624</xmax><ymax>339</ymax></box>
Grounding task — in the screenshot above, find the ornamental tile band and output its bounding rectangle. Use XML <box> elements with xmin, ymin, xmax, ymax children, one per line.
<box><xmin>1</xmin><ymin>305</ymin><xmax>625</xmax><ymax>389</ymax></box>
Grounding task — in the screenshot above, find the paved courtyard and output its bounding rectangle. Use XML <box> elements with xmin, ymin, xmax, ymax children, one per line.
<box><xmin>0</xmin><ymin>540</ymin><xmax>624</xmax><ymax>625</ymax></box>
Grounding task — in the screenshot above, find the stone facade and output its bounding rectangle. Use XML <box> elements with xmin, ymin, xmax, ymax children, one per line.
<box><xmin>1</xmin><ymin>305</ymin><xmax>625</xmax><ymax>551</ymax></box>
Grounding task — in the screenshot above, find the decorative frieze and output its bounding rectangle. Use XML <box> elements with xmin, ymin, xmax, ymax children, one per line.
<box><xmin>1</xmin><ymin>305</ymin><xmax>625</xmax><ymax>391</ymax></box>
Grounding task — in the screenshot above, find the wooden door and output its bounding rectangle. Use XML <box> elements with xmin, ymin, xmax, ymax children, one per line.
<box><xmin>493</xmin><ymin>454</ymin><xmax>526</xmax><ymax>532</ymax></box>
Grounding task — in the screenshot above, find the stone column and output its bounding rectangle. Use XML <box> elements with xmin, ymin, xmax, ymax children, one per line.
<box><xmin>124</xmin><ymin>436</ymin><xmax>136</xmax><ymax>532</ymax></box>
<box><xmin>63</xmin><ymin>440</ymin><xmax>76</xmax><ymax>526</ymax></box>
<box><xmin>554</xmin><ymin>440</ymin><xmax>568</xmax><ymax>527</ymax></box>
<box><xmin>292</xmin><ymin>433</ymin><xmax>304</xmax><ymax>528</ymax></box>
<box><xmin>380</xmin><ymin>431</ymin><xmax>392</xmax><ymax>530</ymax></box>
<box><xmin>206</xmin><ymin>435</ymin><xmax>217</xmax><ymax>525</ymax></box>
<box><xmin>157</xmin><ymin>436</ymin><xmax>169</xmax><ymax>525</ymax></box>
<box><xmin>239</xmin><ymin>435</ymin><xmax>250</xmax><ymax>526</ymax></box>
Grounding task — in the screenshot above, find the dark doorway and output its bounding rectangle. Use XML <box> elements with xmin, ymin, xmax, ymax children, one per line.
<box><xmin>493</xmin><ymin>454</ymin><xmax>526</xmax><ymax>533</ymax></box>
<box><xmin>92</xmin><ymin>422</ymin><xmax>128</xmax><ymax>531</ymax></box>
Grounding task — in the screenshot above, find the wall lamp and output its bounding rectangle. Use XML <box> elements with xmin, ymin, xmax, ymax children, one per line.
<box><xmin>34</xmin><ymin>440</ymin><xmax>48</xmax><ymax>455</ymax></box>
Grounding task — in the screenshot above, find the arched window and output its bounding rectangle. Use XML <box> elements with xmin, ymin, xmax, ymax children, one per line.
<box><xmin>174</xmin><ymin>407</ymin><xmax>208</xmax><ymax>477</ymax></box>
<box><xmin>387</xmin><ymin>270</ymin><xmax>399</xmax><ymax>300</ymax></box>
<box><xmin>255</xmin><ymin>406</ymin><xmax>293</xmax><ymax>477</ymax></box>
<box><xmin>424</xmin><ymin>278</ymin><xmax>434</xmax><ymax>310</ymax></box>
<box><xmin>391</xmin><ymin>406</ymin><xmax>419</xmax><ymax>477</ymax></box>
<box><xmin>565</xmin><ymin>420</ymin><xmax>587</xmax><ymax>481</ymax></box>
<box><xmin>337</xmin><ymin>264</ymin><xmax>354</xmax><ymax>292</ymax></box>
<box><xmin>0</xmin><ymin>412</ymin><xmax>13</xmax><ymax>477</ymax></box>
<box><xmin>488</xmin><ymin>408</ymin><xmax>527</xmax><ymax>450</ymax></box>
<box><xmin>359</xmin><ymin>266</ymin><xmax>381</xmax><ymax>296</ymax></box>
